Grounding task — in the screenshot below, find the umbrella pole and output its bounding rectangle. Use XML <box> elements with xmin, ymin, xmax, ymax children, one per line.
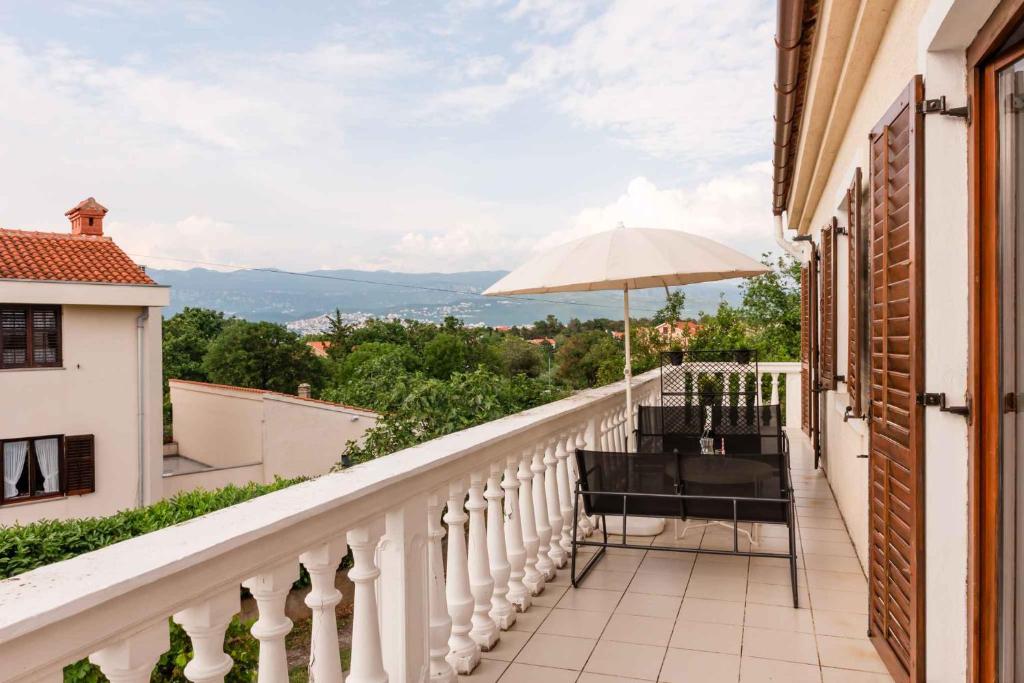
<box><xmin>623</xmin><ymin>284</ymin><xmax>634</xmax><ymax>451</ymax></box>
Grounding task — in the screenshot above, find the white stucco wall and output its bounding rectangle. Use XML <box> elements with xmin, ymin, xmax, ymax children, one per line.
<box><xmin>168</xmin><ymin>383</ymin><xmax>264</xmax><ymax>469</ymax></box>
<box><xmin>0</xmin><ymin>303</ymin><xmax>164</xmax><ymax>526</ymax></box>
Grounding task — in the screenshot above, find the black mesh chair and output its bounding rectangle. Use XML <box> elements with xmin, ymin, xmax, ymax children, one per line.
<box><xmin>572</xmin><ymin>444</ymin><xmax>799</xmax><ymax>607</ymax></box>
<box><xmin>636</xmin><ymin>404</ymin><xmax>785</xmax><ymax>455</ymax></box>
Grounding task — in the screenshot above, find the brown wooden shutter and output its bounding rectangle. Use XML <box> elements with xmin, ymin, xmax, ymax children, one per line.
<box><xmin>821</xmin><ymin>218</ymin><xmax>838</xmax><ymax>391</ymax></box>
<box><xmin>867</xmin><ymin>75</ymin><xmax>925</xmax><ymax>683</ymax></box>
<box><xmin>801</xmin><ymin>265</ymin><xmax>812</xmax><ymax>435</ymax></box>
<box><xmin>847</xmin><ymin>168</ymin><xmax>864</xmax><ymax>417</ymax></box>
<box><xmin>64</xmin><ymin>435</ymin><xmax>95</xmax><ymax>496</ymax></box>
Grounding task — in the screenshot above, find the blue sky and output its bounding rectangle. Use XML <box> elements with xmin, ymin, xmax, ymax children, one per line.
<box><xmin>0</xmin><ymin>0</ymin><xmax>777</xmax><ymax>272</ymax></box>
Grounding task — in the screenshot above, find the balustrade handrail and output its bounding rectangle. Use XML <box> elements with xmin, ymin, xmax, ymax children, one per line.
<box><xmin>0</xmin><ymin>369</ymin><xmax>663</xmax><ymax>678</ymax></box>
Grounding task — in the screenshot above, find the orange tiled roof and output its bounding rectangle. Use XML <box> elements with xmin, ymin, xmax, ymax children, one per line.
<box><xmin>0</xmin><ymin>228</ymin><xmax>156</xmax><ymax>285</ymax></box>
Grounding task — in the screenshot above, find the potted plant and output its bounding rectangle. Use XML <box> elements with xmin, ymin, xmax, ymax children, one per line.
<box><xmin>667</xmin><ymin>341</ymin><xmax>685</xmax><ymax>366</ymax></box>
<box><xmin>734</xmin><ymin>349</ymin><xmax>752</xmax><ymax>365</ymax></box>
<box><xmin>697</xmin><ymin>376</ymin><xmax>722</xmax><ymax>407</ymax></box>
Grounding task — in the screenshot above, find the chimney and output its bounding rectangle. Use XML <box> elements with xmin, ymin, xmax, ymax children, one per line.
<box><xmin>297</xmin><ymin>383</ymin><xmax>312</xmax><ymax>399</ymax></box>
<box><xmin>65</xmin><ymin>197</ymin><xmax>108</xmax><ymax>236</ymax></box>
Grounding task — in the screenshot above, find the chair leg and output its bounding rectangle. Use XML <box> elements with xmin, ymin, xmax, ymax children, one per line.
<box><xmin>788</xmin><ymin>503</ymin><xmax>799</xmax><ymax>608</ymax></box>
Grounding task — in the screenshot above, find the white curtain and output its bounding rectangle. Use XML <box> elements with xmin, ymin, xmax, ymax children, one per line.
<box><xmin>34</xmin><ymin>438</ymin><xmax>60</xmax><ymax>493</ymax></box>
<box><xmin>3</xmin><ymin>441</ymin><xmax>28</xmax><ymax>498</ymax></box>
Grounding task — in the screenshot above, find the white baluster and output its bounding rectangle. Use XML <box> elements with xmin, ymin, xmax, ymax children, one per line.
<box><xmin>546</xmin><ymin>437</ymin><xmax>567</xmax><ymax>568</ymax></box>
<box><xmin>756</xmin><ymin>372</ymin><xmax>765</xmax><ymax>405</ymax></box>
<box><xmin>573</xmin><ymin>425</ymin><xmax>594</xmax><ymax>538</ymax></box>
<box><xmin>243</xmin><ymin>561</ymin><xmax>300</xmax><ymax>683</ymax></box>
<box><xmin>487</xmin><ymin>461</ymin><xmax>516</xmax><ymax>629</ymax></box>
<box><xmin>556</xmin><ymin>432</ymin><xmax>575</xmax><ymax>556</ymax></box>
<box><xmin>172</xmin><ymin>589</ymin><xmax>241</xmax><ymax>683</ymax></box>
<box><xmin>89</xmin><ymin>620</ymin><xmax>169</xmax><ymax>683</ymax></box>
<box><xmin>467</xmin><ymin>471</ymin><xmax>499</xmax><ymax>649</ymax></box>
<box><xmin>532</xmin><ymin>444</ymin><xmax>556</xmax><ymax>580</ymax></box>
<box><xmin>518</xmin><ymin>449</ymin><xmax>544</xmax><ymax>595</ymax></box>
<box><xmin>347</xmin><ymin>527</ymin><xmax>387</xmax><ymax>683</ymax></box>
<box><xmin>299</xmin><ymin>541</ymin><xmax>347</xmax><ymax>683</ymax></box>
<box><xmin>771</xmin><ymin>372</ymin><xmax>780</xmax><ymax>405</ymax></box>
<box><xmin>738</xmin><ymin>372</ymin><xmax>747</xmax><ymax>406</ymax></box>
<box><xmin>428</xmin><ymin>494</ymin><xmax>457</xmax><ymax>683</ymax></box>
<box><xmin>503</xmin><ymin>454</ymin><xmax>531</xmax><ymax>610</ymax></box>
<box><xmin>445</xmin><ymin>480</ymin><xmax>481</xmax><ymax>673</ymax></box>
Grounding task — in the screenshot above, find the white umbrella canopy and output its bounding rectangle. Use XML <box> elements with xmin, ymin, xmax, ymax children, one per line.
<box><xmin>484</xmin><ymin>226</ymin><xmax>769</xmax><ymax>451</ymax></box>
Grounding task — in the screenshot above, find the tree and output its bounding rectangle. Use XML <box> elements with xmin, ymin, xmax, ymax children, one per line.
<box><xmin>688</xmin><ymin>300</ymin><xmax>752</xmax><ymax>353</ymax></box>
<box><xmin>498</xmin><ymin>337</ymin><xmax>544</xmax><ymax>378</ymax></box>
<box><xmin>423</xmin><ymin>332</ymin><xmax>469</xmax><ymax>379</ymax></box>
<box><xmin>740</xmin><ymin>254</ymin><xmax>801</xmax><ymax>360</ymax></box>
<box><xmin>653</xmin><ymin>289</ymin><xmax>686</xmax><ymax>326</ymax></box>
<box><xmin>554</xmin><ymin>331</ymin><xmax>622</xmax><ymax>389</ymax></box>
<box><xmin>162</xmin><ymin>307</ymin><xmax>227</xmax><ymax>386</ymax></box>
<box><xmin>203</xmin><ymin>320</ymin><xmax>324</xmax><ymax>394</ymax></box>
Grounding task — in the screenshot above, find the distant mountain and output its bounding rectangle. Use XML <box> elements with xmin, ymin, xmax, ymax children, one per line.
<box><xmin>148</xmin><ymin>267</ymin><xmax>742</xmax><ymax>327</ymax></box>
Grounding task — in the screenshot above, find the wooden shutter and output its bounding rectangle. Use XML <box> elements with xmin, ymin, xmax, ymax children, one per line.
<box><xmin>867</xmin><ymin>75</ymin><xmax>925</xmax><ymax>683</ymax></box>
<box><xmin>64</xmin><ymin>435</ymin><xmax>95</xmax><ymax>496</ymax></box>
<box><xmin>847</xmin><ymin>168</ymin><xmax>865</xmax><ymax>417</ymax></box>
<box><xmin>821</xmin><ymin>218</ymin><xmax>838</xmax><ymax>390</ymax></box>
<box><xmin>801</xmin><ymin>265</ymin><xmax>812</xmax><ymax>435</ymax></box>
<box><xmin>0</xmin><ymin>306</ymin><xmax>28</xmax><ymax>368</ymax></box>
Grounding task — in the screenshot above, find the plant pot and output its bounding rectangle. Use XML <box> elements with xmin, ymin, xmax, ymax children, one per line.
<box><xmin>668</xmin><ymin>351</ymin><xmax>684</xmax><ymax>366</ymax></box>
<box><xmin>734</xmin><ymin>350</ymin><xmax>752</xmax><ymax>365</ymax></box>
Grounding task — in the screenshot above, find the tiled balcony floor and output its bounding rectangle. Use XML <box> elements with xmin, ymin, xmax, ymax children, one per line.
<box><xmin>462</xmin><ymin>429</ymin><xmax>893</xmax><ymax>683</ymax></box>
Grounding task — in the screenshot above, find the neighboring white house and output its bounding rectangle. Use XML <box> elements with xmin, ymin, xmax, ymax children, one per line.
<box><xmin>0</xmin><ymin>198</ymin><xmax>169</xmax><ymax>526</ymax></box>
<box><xmin>773</xmin><ymin>0</ymin><xmax>1024</xmax><ymax>680</ymax></box>
<box><xmin>163</xmin><ymin>379</ymin><xmax>379</xmax><ymax>497</ymax></box>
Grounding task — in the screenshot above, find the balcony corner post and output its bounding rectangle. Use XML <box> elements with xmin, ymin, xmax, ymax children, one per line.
<box><xmin>88</xmin><ymin>620</ymin><xmax>170</xmax><ymax>683</ymax></box>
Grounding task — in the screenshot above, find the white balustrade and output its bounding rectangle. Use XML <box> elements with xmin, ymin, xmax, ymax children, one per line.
<box><xmin>486</xmin><ymin>462</ymin><xmax>515</xmax><ymax>629</ymax></box>
<box><xmin>427</xmin><ymin>494</ymin><xmax>456</xmax><ymax>683</ymax></box>
<box><xmin>503</xmin><ymin>455</ymin><xmax>531</xmax><ymax>610</ymax></box>
<box><xmin>0</xmin><ymin>365</ymin><xmax>802</xmax><ymax>683</ymax></box>
<box><xmin>444</xmin><ymin>480</ymin><xmax>480</xmax><ymax>673</ymax></box>
<box><xmin>243</xmin><ymin>561</ymin><xmax>299</xmax><ymax>683</ymax></box>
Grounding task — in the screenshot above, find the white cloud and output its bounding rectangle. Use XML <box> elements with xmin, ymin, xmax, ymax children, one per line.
<box><xmin>503</xmin><ymin>0</ymin><xmax>592</xmax><ymax>34</ymax></box>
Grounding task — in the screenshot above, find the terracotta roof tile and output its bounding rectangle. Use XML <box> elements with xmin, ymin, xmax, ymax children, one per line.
<box><xmin>0</xmin><ymin>228</ymin><xmax>156</xmax><ymax>285</ymax></box>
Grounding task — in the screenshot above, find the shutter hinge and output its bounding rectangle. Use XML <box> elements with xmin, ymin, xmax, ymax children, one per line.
<box><xmin>916</xmin><ymin>392</ymin><xmax>971</xmax><ymax>418</ymax></box>
<box><xmin>917</xmin><ymin>96</ymin><xmax>971</xmax><ymax>123</ymax></box>
<box><xmin>1005</xmin><ymin>392</ymin><xmax>1020</xmax><ymax>414</ymax></box>
<box><xmin>843</xmin><ymin>406</ymin><xmax>866</xmax><ymax>422</ymax></box>
<box><xmin>835</xmin><ymin>374</ymin><xmax>846</xmax><ymax>384</ymax></box>
<box><xmin>836</xmin><ymin>227</ymin><xmax>849</xmax><ymax>236</ymax></box>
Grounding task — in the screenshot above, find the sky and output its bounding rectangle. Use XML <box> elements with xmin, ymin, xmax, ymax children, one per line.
<box><xmin>0</xmin><ymin>0</ymin><xmax>778</xmax><ymax>274</ymax></box>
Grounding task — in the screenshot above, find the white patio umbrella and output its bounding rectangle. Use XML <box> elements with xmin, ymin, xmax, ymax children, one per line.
<box><xmin>483</xmin><ymin>226</ymin><xmax>769</xmax><ymax>446</ymax></box>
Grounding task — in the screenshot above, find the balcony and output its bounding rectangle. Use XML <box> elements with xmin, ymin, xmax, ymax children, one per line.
<box><xmin>0</xmin><ymin>363</ymin><xmax>887</xmax><ymax>682</ymax></box>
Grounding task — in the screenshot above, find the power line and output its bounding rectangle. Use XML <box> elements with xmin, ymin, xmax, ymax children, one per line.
<box><xmin>126</xmin><ymin>252</ymin><xmax>663</xmax><ymax>315</ymax></box>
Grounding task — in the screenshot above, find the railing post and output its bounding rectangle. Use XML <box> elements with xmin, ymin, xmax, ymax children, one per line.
<box><xmin>467</xmin><ymin>471</ymin><xmax>499</xmax><ymax>650</ymax></box>
<box><xmin>785</xmin><ymin>369</ymin><xmax>800</xmax><ymax>427</ymax></box>
<box><xmin>518</xmin><ymin>448</ymin><xmax>544</xmax><ymax>595</ymax></box>
<box><xmin>486</xmin><ymin>461</ymin><xmax>516</xmax><ymax>629</ymax></box>
<box><xmin>556</xmin><ymin>431</ymin><xmax>575</xmax><ymax>554</ymax></box>
<box><xmin>242</xmin><ymin>560</ymin><xmax>300</xmax><ymax>683</ymax></box>
<box><xmin>299</xmin><ymin>540</ymin><xmax>347</xmax><ymax>683</ymax></box>
<box><xmin>444</xmin><ymin>479</ymin><xmax>480</xmax><ymax>673</ymax></box>
<box><xmin>347</xmin><ymin>526</ymin><xmax>387</xmax><ymax>683</ymax></box>
<box><xmin>532</xmin><ymin>444</ymin><xmax>556</xmax><ymax>580</ymax></box>
<box><xmin>378</xmin><ymin>494</ymin><xmax>430</xmax><ymax>681</ymax></box>
<box><xmin>772</xmin><ymin>371</ymin><xmax>781</xmax><ymax>406</ymax></box>
<box><xmin>427</xmin><ymin>493</ymin><xmax>456</xmax><ymax>683</ymax></box>
<box><xmin>89</xmin><ymin>620</ymin><xmax>169</xmax><ymax>683</ymax></box>
<box><xmin>503</xmin><ymin>454</ymin><xmax>531</xmax><ymax>611</ymax></box>
<box><xmin>172</xmin><ymin>589</ymin><xmax>241</xmax><ymax>683</ymax></box>
<box><xmin>545</xmin><ymin>437</ymin><xmax>567</xmax><ymax>568</ymax></box>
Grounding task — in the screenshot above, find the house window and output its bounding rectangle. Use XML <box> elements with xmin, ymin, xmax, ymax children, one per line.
<box><xmin>1</xmin><ymin>436</ymin><xmax>63</xmax><ymax>503</ymax></box>
<box><xmin>0</xmin><ymin>304</ymin><xmax>62</xmax><ymax>369</ymax></box>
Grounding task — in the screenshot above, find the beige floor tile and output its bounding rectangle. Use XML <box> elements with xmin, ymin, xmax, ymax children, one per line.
<box><xmin>639</xmin><ymin>556</ymin><xmax>695</xmax><ymax>575</ymax></box>
<box><xmin>597</xmin><ymin>554</ymin><xmax>646</xmax><ymax>573</ymax></box>
<box><xmin>739</xmin><ymin>656</ymin><xmax>822</xmax><ymax>682</ymax></box>
<box><xmin>747</xmin><ymin>564</ymin><xmax>805</xmax><ymax>587</ymax></box>
<box><xmin>813</xmin><ymin>610</ymin><xmax>868</xmax><ymax>639</ymax></box>
<box><xmin>800</xmin><ymin>527</ymin><xmax>853</xmax><ymax>543</ymax></box>
<box><xmin>678</xmin><ymin>597</ymin><xmax>745</xmax><ymax>626</ymax></box>
<box><xmin>741</xmin><ymin>627</ymin><xmax>819</xmax><ymax>665</ymax></box>
<box><xmin>700</xmin><ymin>536</ymin><xmax>752</xmax><ymax>552</ymax></box>
<box><xmin>690</xmin><ymin>561</ymin><xmax>748</xmax><ymax>580</ymax></box>
<box><xmin>815</xmin><ymin>636</ymin><xmax>888</xmax><ymax>673</ymax></box>
<box><xmin>510</xmin><ymin>605</ymin><xmax>551</xmax><ymax>633</ymax></box>
<box><xmin>670</xmin><ymin>620</ymin><xmax>742</xmax><ymax>654</ymax></box>
<box><xmin>745</xmin><ymin>581</ymin><xmax>807</xmax><ymax>608</ymax></box>
<box><xmin>515</xmin><ymin>633</ymin><xmax>596</xmax><ymax>670</ymax></box>
<box><xmin>749</xmin><ymin>556</ymin><xmax>794</xmax><ymax>570</ymax></box>
<box><xmin>806</xmin><ymin>570</ymin><xmax>868</xmax><ymax>593</ymax></box>
<box><xmin>798</xmin><ymin>517</ymin><xmax>846</xmax><ymax>530</ymax></box>
<box><xmin>744</xmin><ymin>602</ymin><xmax>814</xmax><ymax>633</ymax></box>
<box><xmin>607</xmin><ymin>546</ymin><xmax>649</xmax><ymax>558</ymax></box>
<box><xmin>803</xmin><ymin>554</ymin><xmax>863</xmax><ymax>575</ymax></box>
<box><xmin>820</xmin><ymin>667</ymin><xmax>894</xmax><ymax>682</ymax></box>
<box><xmin>557</xmin><ymin>587</ymin><xmax>624</xmax><ymax>613</ymax></box>
<box><xmin>533</xmin><ymin>585</ymin><xmax>570</xmax><ymax>607</ymax></box>
<box><xmin>753</xmin><ymin>523</ymin><xmax>790</xmax><ymax>539</ymax></box>
<box><xmin>579</xmin><ymin>673</ymin><xmax>652</xmax><ymax>683</ymax></box>
<box><xmin>482</xmin><ymin>630</ymin><xmax>533</xmax><ymax>662</ymax></box>
<box><xmin>539</xmin><ymin>608</ymin><xmax>612</xmax><ymax>639</ymax></box>
<box><xmin>603</xmin><ymin>613</ymin><xmax>675</xmax><ymax>646</ymax></box>
<box><xmin>748</xmin><ymin>537</ymin><xmax>792</xmax><ymax>554</ymax></box>
<box><xmin>660</xmin><ymin>648</ymin><xmax>740</xmax><ymax>682</ymax></box>
<box><xmin>617</xmin><ymin>592</ymin><xmax>683</xmax><ymax>619</ymax></box>
<box><xmin>685</xmin><ymin>575</ymin><xmax>747</xmax><ymax>602</ymax></box>
<box><xmin>461</xmin><ymin>657</ymin><xmax>507</xmax><ymax>683</ymax></box>
<box><xmin>548</xmin><ymin>570</ymin><xmax>572</xmax><ymax>586</ymax></box>
<box><xmin>802</xmin><ymin>540</ymin><xmax>857</xmax><ymax>558</ymax></box>
<box><xmin>630</xmin><ymin>571</ymin><xmax>688</xmax><ymax>597</ymax></box>
<box><xmin>583</xmin><ymin>569</ymin><xmax>637</xmax><ymax>592</ymax></box>
<box><xmin>499</xmin><ymin>662</ymin><xmax>577</xmax><ymax>683</ymax></box>
<box><xmin>809</xmin><ymin>588</ymin><xmax>868</xmax><ymax>615</ymax></box>
<box><xmin>586</xmin><ymin>641</ymin><xmax>666</xmax><ymax>680</ymax></box>
<box><xmin>694</xmin><ymin>553</ymin><xmax>749</xmax><ymax>569</ymax></box>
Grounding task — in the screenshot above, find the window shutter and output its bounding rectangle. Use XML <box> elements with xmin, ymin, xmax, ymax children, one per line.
<box><xmin>866</xmin><ymin>76</ymin><xmax>925</xmax><ymax>682</ymax></box>
<box><xmin>31</xmin><ymin>306</ymin><xmax>60</xmax><ymax>366</ymax></box>
<box><xmin>800</xmin><ymin>263</ymin><xmax>816</xmax><ymax>435</ymax></box>
<box><xmin>847</xmin><ymin>168</ymin><xmax>865</xmax><ymax>417</ymax></box>
<box><xmin>64</xmin><ymin>435</ymin><xmax>95</xmax><ymax>496</ymax></box>
<box><xmin>1</xmin><ymin>307</ymin><xmax>28</xmax><ymax>368</ymax></box>
<box><xmin>820</xmin><ymin>218</ymin><xmax>838</xmax><ymax>391</ymax></box>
